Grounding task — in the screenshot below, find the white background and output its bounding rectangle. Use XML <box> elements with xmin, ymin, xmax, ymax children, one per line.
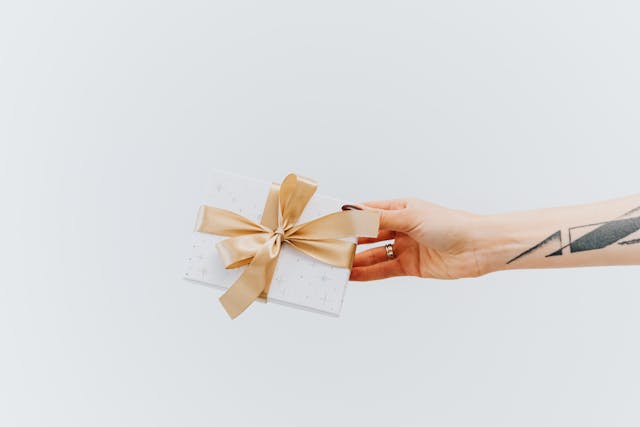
<box><xmin>2</xmin><ymin>1</ymin><xmax>640</xmax><ymax>426</ymax></box>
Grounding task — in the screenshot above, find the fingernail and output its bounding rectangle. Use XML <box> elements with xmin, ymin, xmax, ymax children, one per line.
<box><xmin>341</xmin><ymin>204</ymin><xmax>363</xmax><ymax>211</ymax></box>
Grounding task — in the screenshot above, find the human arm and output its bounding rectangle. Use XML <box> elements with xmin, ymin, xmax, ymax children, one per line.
<box><xmin>345</xmin><ymin>194</ymin><xmax>640</xmax><ymax>281</ymax></box>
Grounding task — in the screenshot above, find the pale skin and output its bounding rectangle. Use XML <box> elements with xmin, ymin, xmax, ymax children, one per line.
<box><xmin>344</xmin><ymin>194</ymin><xmax>640</xmax><ymax>281</ymax></box>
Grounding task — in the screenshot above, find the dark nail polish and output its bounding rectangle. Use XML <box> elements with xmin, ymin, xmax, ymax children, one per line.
<box><xmin>341</xmin><ymin>204</ymin><xmax>363</xmax><ymax>211</ymax></box>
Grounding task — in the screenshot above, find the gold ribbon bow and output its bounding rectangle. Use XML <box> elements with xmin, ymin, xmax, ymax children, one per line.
<box><xmin>196</xmin><ymin>173</ymin><xmax>380</xmax><ymax>318</ymax></box>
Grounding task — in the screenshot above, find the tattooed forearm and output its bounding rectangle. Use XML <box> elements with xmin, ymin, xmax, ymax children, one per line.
<box><xmin>506</xmin><ymin>206</ymin><xmax>640</xmax><ymax>264</ymax></box>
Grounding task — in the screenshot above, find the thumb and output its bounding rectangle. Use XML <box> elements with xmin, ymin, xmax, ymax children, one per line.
<box><xmin>377</xmin><ymin>208</ymin><xmax>412</xmax><ymax>232</ymax></box>
<box><xmin>342</xmin><ymin>202</ymin><xmax>413</xmax><ymax>232</ymax></box>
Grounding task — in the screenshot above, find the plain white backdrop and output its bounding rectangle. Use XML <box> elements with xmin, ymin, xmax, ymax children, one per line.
<box><xmin>2</xmin><ymin>1</ymin><xmax>640</xmax><ymax>426</ymax></box>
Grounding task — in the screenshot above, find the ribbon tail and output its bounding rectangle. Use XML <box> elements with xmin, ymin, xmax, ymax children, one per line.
<box><xmin>219</xmin><ymin>236</ymin><xmax>281</xmax><ymax>319</ymax></box>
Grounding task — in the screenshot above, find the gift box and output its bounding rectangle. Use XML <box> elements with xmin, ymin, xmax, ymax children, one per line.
<box><xmin>184</xmin><ymin>170</ymin><xmax>379</xmax><ymax>318</ymax></box>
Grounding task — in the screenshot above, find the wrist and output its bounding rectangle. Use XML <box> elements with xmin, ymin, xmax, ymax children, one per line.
<box><xmin>469</xmin><ymin>214</ymin><xmax>510</xmax><ymax>276</ymax></box>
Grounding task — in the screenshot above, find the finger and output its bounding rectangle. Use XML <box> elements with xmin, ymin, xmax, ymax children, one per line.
<box><xmin>350</xmin><ymin>260</ymin><xmax>405</xmax><ymax>281</ymax></box>
<box><xmin>357</xmin><ymin>230</ymin><xmax>395</xmax><ymax>244</ymax></box>
<box><xmin>353</xmin><ymin>244</ymin><xmax>395</xmax><ymax>267</ymax></box>
<box><xmin>361</xmin><ymin>199</ymin><xmax>408</xmax><ymax>210</ymax></box>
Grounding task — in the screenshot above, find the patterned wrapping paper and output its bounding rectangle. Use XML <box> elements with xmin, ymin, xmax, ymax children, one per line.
<box><xmin>184</xmin><ymin>170</ymin><xmax>354</xmax><ymax>316</ymax></box>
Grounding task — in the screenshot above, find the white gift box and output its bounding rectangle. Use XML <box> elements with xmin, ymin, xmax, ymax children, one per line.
<box><xmin>184</xmin><ymin>170</ymin><xmax>354</xmax><ymax>316</ymax></box>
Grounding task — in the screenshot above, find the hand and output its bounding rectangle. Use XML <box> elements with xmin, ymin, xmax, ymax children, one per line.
<box><xmin>344</xmin><ymin>199</ymin><xmax>484</xmax><ymax>281</ymax></box>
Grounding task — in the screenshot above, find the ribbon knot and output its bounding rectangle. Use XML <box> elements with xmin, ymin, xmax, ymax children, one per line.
<box><xmin>195</xmin><ymin>173</ymin><xmax>380</xmax><ymax>318</ymax></box>
<box><xmin>274</xmin><ymin>225</ymin><xmax>286</xmax><ymax>240</ymax></box>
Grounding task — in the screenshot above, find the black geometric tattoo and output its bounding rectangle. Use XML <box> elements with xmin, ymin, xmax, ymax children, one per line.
<box><xmin>506</xmin><ymin>206</ymin><xmax>640</xmax><ymax>264</ymax></box>
<box><xmin>619</xmin><ymin>238</ymin><xmax>640</xmax><ymax>246</ymax></box>
<box><xmin>621</xmin><ymin>206</ymin><xmax>640</xmax><ymax>217</ymax></box>
<box><xmin>568</xmin><ymin>217</ymin><xmax>640</xmax><ymax>252</ymax></box>
<box><xmin>506</xmin><ymin>231</ymin><xmax>562</xmax><ymax>264</ymax></box>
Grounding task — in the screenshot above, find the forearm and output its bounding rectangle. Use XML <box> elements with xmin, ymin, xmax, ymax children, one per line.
<box><xmin>474</xmin><ymin>194</ymin><xmax>640</xmax><ymax>274</ymax></box>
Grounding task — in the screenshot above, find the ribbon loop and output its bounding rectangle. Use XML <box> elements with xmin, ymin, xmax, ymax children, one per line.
<box><xmin>196</xmin><ymin>174</ymin><xmax>380</xmax><ymax>318</ymax></box>
<box><xmin>279</xmin><ymin>174</ymin><xmax>317</xmax><ymax>226</ymax></box>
